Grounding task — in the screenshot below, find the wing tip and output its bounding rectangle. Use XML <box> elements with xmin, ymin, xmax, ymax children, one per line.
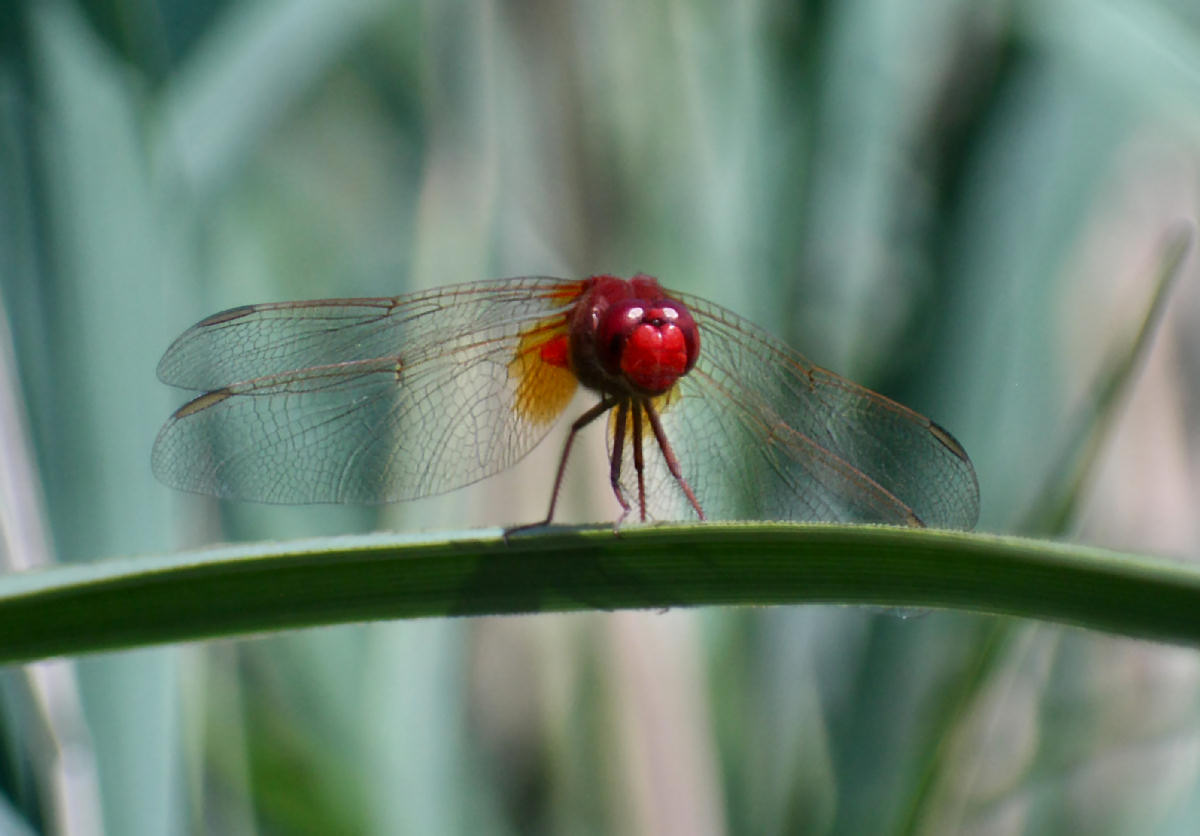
<box><xmin>926</xmin><ymin>421</ymin><xmax>982</xmax><ymax>529</ymax></box>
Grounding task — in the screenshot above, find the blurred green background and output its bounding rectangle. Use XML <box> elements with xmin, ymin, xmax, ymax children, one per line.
<box><xmin>3</xmin><ymin>0</ymin><xmax>1200</xmax><ymax>833</ymax></box>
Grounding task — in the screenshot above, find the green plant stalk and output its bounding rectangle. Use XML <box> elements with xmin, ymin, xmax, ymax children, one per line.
<box><xmin>2</xmin><ymin>524</ymin><xmax>1200</xmax><ymax>664</ymax></box>
<box><xmin>1022</xmin><ymin>224</ymin><xmax>1194</xmax><ymax>534</ymax></box>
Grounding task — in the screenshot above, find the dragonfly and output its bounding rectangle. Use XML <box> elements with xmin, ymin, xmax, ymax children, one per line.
<box><xmin>152</xmin><ymin>275</ymin><xmax>980</xmax><ymax>529</ymax></box>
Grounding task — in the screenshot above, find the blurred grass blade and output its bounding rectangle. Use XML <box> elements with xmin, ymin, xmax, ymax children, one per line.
<box><xmin>0</xmin><ymin>794</ymin><xmax>37</xmax><ymax>836</ymax></box>
<box><xmin>32</xmin><ymin>3</ymin><xmax>188</xmax><ymax>832</ymax></box>
<box><xmin>896</xmin><ymin>618</ymin><xmax>1021</xmax><ymax>836</ymax></box>
<box><xmin>0</xmin><ymin>286</ymin><xmax>104</xmax><ymax>836</ymax></box>
<box><xmin>1022</xmin><ymin>224</ymin><xmax>1194</xmax><ymax>534</ymax></box>
<box><xmin>898</xmin><ymin>224</ymin><xmax>1194</xmax><ymax>834</ymax></box>
<box><xmin>5</xmin><ymin>525</ymin><xmax>1200</xmax><ymax>664</ymax></box>
<box><xmin>156</xmin><ymin>0</ymin><xmax>384</xmax><ymax>193</ymax></box>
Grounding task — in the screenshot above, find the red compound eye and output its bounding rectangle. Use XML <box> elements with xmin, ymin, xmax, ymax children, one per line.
<box><xmin>596</xmin><ymin>298</ymin><xmax>699</xmax><ymax>395</ymax></box>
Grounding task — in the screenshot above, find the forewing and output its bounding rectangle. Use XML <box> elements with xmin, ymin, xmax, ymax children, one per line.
<box><xmin>153</xmin><ymin>278</ymin><xmax>583</xmax><ymax>503</ymax></box>
<box><xmin>158</xmin><ymin>278</ymin><xmax>581</xmax><ymax>389</ymax></box>
<box><xmin>618</xmin><ymin>291</ymin><xmax>980</xmax><ymax>528</ymax></box>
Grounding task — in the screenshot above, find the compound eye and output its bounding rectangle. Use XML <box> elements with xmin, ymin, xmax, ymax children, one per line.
<box><xmin>595</xmin><ymin>298</ymin><xmax>699</xmax><ymax>395</ymax></box>
<box><xmin>595</xmin><ymin>300</ymin><xmax>645</xmax><ymax>373</ymax></box>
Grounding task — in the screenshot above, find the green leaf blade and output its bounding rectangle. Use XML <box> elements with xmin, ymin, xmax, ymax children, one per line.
<box><xmin>5</xmin><ymin>525</ymin><xmax>1200</xmax><ymax>665</ymax></box>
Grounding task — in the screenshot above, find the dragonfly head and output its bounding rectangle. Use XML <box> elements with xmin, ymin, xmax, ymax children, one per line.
<box><xmin>596</xmin><ymin>297</ymin><xmax>699</xmax><ymax>396</ymax></box>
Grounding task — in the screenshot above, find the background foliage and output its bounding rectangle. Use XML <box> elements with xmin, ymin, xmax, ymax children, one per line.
<box><xmin>2</xmin><ymin>0</ymin><xmax>1200</xmax><ymax>833</ymax></box>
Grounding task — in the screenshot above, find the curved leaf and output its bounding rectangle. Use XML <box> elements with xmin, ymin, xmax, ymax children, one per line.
<box><xmin>3</xmin><ymin>524</ymin><xmax>1200</xmax><ymax>664</ymax></box>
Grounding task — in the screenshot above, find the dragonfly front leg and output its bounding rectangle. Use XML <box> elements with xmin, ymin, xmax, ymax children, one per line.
<box><xmin>643</xmin><ymin>399</ymin><xmax>705</xmax><ymax>521</ymax></box>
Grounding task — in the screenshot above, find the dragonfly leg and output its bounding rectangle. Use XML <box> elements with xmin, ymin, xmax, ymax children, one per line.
<box><xmin>514</xmin><ymin>396</ymin><xmax>616</xmax><ymax>530</ymax></box>
<box><xmin>609</xmin><ymin>399</ymin><xmax>632</xmax><ymax>527</ymax></box>
<box><xmin>631</xmin><ymin>403</ymin><xmax>647</xmax><ymax>522</ymax></box>
<box><xmin>643</xmin><ymin>399</ymin><xmax>706</xmax><ymax>521</ymax></box>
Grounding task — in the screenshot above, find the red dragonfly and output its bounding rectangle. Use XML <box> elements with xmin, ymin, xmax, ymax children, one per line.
<box><xmin>152</xmin><ymin>275</ymin><xmax>979</xmax><ymax>528</ymax></box>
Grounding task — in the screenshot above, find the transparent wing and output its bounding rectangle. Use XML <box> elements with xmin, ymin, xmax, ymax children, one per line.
<box><xmin>615</xmin><ymin>291</ymin><xmax>980</xmax><ymax>529</ymax></box>
<box><xmin>152</xmin><ymin>278</ymin><xmax>583</xmax><ymax>503</ymax></box>
<box><xmin>158</xmin><ymin>278</ymin><xmax>581</xmax><ymax>389</ymax></box>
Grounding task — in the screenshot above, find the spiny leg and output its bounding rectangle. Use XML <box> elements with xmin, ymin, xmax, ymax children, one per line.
<box><xmin>608</xmin><ymin>399</ymin><xmax>633</xmax><ymax>525</ymax></box>
<box><xmin>643</xmin><ymin>399</ymin><xmax>706</xmax><ymax>521</ymax></box>
<box><xmin>631</xmin><ymin>401</ymin><xmax>647</xmax><ymax>521</ymax></box>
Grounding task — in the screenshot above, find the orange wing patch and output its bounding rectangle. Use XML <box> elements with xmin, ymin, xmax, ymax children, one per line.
<box><xmin>509</xmin><ymin>317</ymin><xmax>578</xmax><ymax>427</ymax></box>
